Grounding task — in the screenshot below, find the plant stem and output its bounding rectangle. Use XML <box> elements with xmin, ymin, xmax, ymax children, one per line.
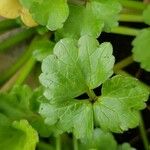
<box><xmin>0</xmin><ymin>19</ymin><xmax>20</xmax><ymax>33</ymax></box>
<box><xmin>119</xmin><ymin>14</ymin><xmax>143</xmax><ymax>22</ymax></box>
<box><xmin>0</xmin><ymin>57</ymin><xmax>36</xmax><ymax>92</ymax></box>
<box><xmin>114</xmin><ymin>56</ymin><xmax>133</xmax><ymax>71</ymax></box>
<box><xmin>0</xmin><ymin>28</ymin><xmax>35</xmax><ymax>53</ymax></box>
<box><xmin>86</xmin><ymin>88</ymin><xmax>97</xmax><ymax>101</ymax></box>
<box><xmin>0</xmin><ymin>45</ymin><xmax>34</xmax><ymax>84</ymax></box>
<box><xmin>118</xmin><ymin>0</ymin><xmax>147</xmax><ymax>10</ymax></box>
<box><xmin>139</xmin><ymin>113</ymin><xmax>149</xmax><ymax>150</ymax></box>
<box><xmin>15</xmin><ymin>57</ymin><xmax>36</xmax><ymax>85</ymax></box>
<box><xmin>111</xmin><ymin>26</ymin><xmax>140</xmax><ymax>36</ymax></box>
<box><xmin>56</xmin><ymin>135</ymin><xmax>61</xmax><ymax>150</ymax></box>
<box><xmin>73</xmin><ymin>135</ymin><xmax>78</xmax><ymax>150</ymax></box>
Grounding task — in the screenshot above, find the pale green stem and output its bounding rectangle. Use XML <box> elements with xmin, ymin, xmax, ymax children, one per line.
<box><xmin>118</xmin><ymin>0</ymin><xmax>147</xmax><ymax>10</ymax></box>
<box><xmin>119</xmin><ymin>14</ymin><xmax>144</xmax><ymax>22</ymax></box>
<box><xmin>111</xmin><ymin>26</ymin><xmax>140</xmax><ymax>36</ymax></box>
<box><xmin>0</xmin><ymin>45</ymin><xmax>34</xmax><ymax>84</ymax></box>
<box><xmin>0</xmin><ymin>28</ymin><xmax>35</xmax><ymax>52</ymax></box>
<box><xmin>73</xmin><ymin>135</ymin><xmax>78</xmax><ymax>150</ymax></box>
<box><xmin>114</xmin><ymin>56</ymin><xmax>133</xmax><ymax>71</ymax></box>
<box><xmin>0</xmin><ymin>19</ymin><xmax>20</xmax><ymax>33</ymax></box>
<box><xmin>0</xmin><ymin>57</ymin><xmax>36</xmax><ymax>92</ymax></box>
<box><xmin>86</xmin><ymin>89</ymin><xmax>97</xmax><ymax>101</ymax></box>
<box><xmin>56</xmin><ymin>136</ymin><xmax>61</xmax><ymax>150</ymax></box>
<box><xmin>139</xmin><ymin>113</ymin><xmax>149</xmax><ymax>150</ymax></box>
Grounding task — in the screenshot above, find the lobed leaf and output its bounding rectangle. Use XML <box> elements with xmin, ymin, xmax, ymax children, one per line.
<box><xmin>94</xmin><ymin>75</ymin><xmax>149</xmax><ymax>133</ymax></box>
<box><xmin>40</xmin><ymin>35</ymin><xmax>114</xmax><ymax>102</ymax></box>
<box><xmin>40</xmin><ymin>36</ymin><xmax>149</xmax><ymax>137</ymax></box>
<box><xmin>132</xmin><ymin>29</ymin><xmax>150</xmax><ymax>71</ymax></box>
<box><xmin>79</xmin><ymin>128</ymin><xmax>117</xmax><ymax>150</ymax></box>
<box><xmin>143</xmin><ymin>5</ymin><xmax>150</xmax><ymax>25</ymax></box>
<box><xmin>21</xmin><ymin>0</ymin><xmax>69</xmax><ymax>30</ymax></box>
<box><xmin>56</xmin><ymin>0</ymin><xmax>121</xmax><ymax>39</ymax></box>
<box><xmin>0</xmin><ymin>119</ymin><xmax>38</xmax><ymax>150</ymax></box>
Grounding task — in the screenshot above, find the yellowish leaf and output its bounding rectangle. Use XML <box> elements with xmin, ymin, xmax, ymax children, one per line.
<box><xmin>20</xmin><ymin>7</ymin><xmax>37</xmax><ymax>27</ymax></box>
<box><xmin>0</xmin><ymin>0</ymin><xmax>21</xmax><ymax>18</ymax></box>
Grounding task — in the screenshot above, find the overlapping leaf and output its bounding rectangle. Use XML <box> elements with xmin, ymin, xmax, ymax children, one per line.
<box><xmin>79</xmin><ymin>128</ymin><xmax>136</xmax><ymax>150</ymax></box>
<box><xmin>132</xmin><ymin>29</ymin><xmax>150</xmax><ymax>71</ymax></box>
<box><xmin>0</xmin><ymin>0</ymin><xmax>37</xmax><ymax>27</ymax></box>
<box><xmin>79</xmin><ymin>128</ymin><xmax>117</xmax><ymax>150</ymax></box>
<box><xmin>0</xmin><ymin>85</ymin><xmax>53</xmax><ymax>138</ymax></box>
<box><xmin>40</xmin><ymin>35</ymin><xmax>149</xmax><ymax>138</ymax></box>
<box><xmin>0</xmin><ymin>119</ymin><xmax>38</xmax><ymax>150</ymax></box>
<box><xmin>20</xmin><ymin>0</ymin><xmax>69</xmax><ymax>30</ymax></box>
<box><xmin>143</xmin><ymin>5</ymin><xmax>150</xmax><ymax>25</ymax></box>
<box><xmin>56</xmin><ymin>0</ymin><xmax>121</xmax><ymax>39</ymax></box>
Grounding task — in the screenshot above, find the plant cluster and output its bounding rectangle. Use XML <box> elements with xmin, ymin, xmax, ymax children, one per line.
<box><xmin>0</xmin><ymin>0</ymin><xmax>150</xmax><ymax>150</ymax></box>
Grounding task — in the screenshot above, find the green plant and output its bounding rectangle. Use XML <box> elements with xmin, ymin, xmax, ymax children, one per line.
<box><xmin>0</xmin><ymin>0</ymin><xmax>150</xmax><ymax>150</ymax></box>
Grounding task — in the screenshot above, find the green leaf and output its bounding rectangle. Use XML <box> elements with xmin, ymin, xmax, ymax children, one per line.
<box><xmin>39</xmin><ymin>100</ymin><xmax>93</xmax><ymax>138</ymax></box>
<box><xmin>79</xmin><ymin>128</ymin><xmax>117</xmax><ymax>150</ymax></box>
<box><xmin>32</xmin><ymin>39</ymin><xmax>54</xmax><ymax>62</ymax></box>
<box><xmin>19</xmin><ymin>0</ymin><xmax>34</xmax><ymax>9</ymax></box>
<box><xmin>118</xmin><ymin>143</ymin><xmax>136</xmax><ymax>150</ymax></box>
<box><xmin>0</xmin><ymin>85</ymin><xmax>53</xmax><ymax>137</ymax></box>
<box><xmin>40</xmin><ymin>35</ymin><xmax>149</xmax><ymax>137</ymax></box>
<box><xmin>40</xmin><ymin>35</ymin><xmax>114</xmax><ymax>102</ymax></box>
<box><xmin>0</xmin><ymin>119</ymin><xmax>38</xmax><ymax>150</ymax></box>
<box><xmin>56</xmin><ymin>2</ymin><xmax>104</xmax><ymax>39</ymax></box>
<box><xmin>94</xmin><ymin>75</ymin><xmax>149</xmax><ymax>133</ymax></box>
<box><xmin>92</xmin><ymin>0</ymin><xmax>122</xmax><ymax>32</ymax></box>
<box><xmin>21</xmin><ymin>0</ymin><xmax>69</xmax><ymax>30</ymax></box>
<box><xmin>143</xmin><ymin>5</ymin><xmax>150</xmax><ymax>25</ymax></box>
<box><xmin>0</xmin><ymin>85</ymin><xmax>33</xmax><ymax>120</ymax></box>
<box><xmin>132</xmin><ymin>29</ymin><xmax>150</xmax><ymax>71</ymax></box>
<box><xmin>56</xmin><ymin>0</ymin><xmax>121</xmax><ymax>39</ymax></box>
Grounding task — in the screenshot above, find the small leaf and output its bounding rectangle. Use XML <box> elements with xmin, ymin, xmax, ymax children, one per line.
<box><xmin>28</xmin><ymin>0</ymin><xmax>69</xmax><ymax>30</ymax></box>
<box><xmin>132</xmin><ymin>29</ymin><xmax>150</xmax><ymax>71</ymax></box>
<box><xmin>40</xmin><ymin>35</ymin><xmax>114</xmax><ymax>102</ymax></box>
<box><xmin>56</xmin><ymin>2</ymin><xmax>104</xmax><ymax>39</ymax></box>
<box><xmin>79</xmin><ymin>128</ymin><xmax>117</xmax><ymax>150</ymax></box>
<box><xmin>0</xmin><ymin>0</ymin><xmax>21</xmax><ymax>18</ymax></box>
<box><xmin>56</xmin><ymin>0</ymin><xmax>121</xmax><ymax>39</ymax></box>
<box><xmin>94</xmin><ymin>75</ymin><xmax>149</xmax><ymax>133</ymax></box>
<box><xmin>143</xmin><ymin>5</ymin><xmax>150</xmax><ymax>25</ymax></box>
<box><xmin>118</xmin><ymin>143</ymin><xmax>136</xmax><ymax>150</ymax></box>
<box><xmin>20</xmin><ymin>7</ymin><xmax>37</xmax><ymax>27</ymax></box>
<box><xmin>0</xmin><ymin>119</ymin><xmax>38</xmax><ymax>150</ymax></box>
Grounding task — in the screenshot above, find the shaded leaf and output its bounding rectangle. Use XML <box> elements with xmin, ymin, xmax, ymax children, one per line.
<box><xmin>132</xmin><ymin>29</ymin><xmax>150</xmax><ymax>71</ymax></box>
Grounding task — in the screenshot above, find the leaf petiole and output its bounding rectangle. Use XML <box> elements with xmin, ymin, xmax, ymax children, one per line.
<box><xmin>0</xmin><ymin>56</ymin><xmax>36</xmax><ymax>92</ymax></box>
<box><xmin>118</xmin><ymin>0</ymin><xmax>147</xmax><ymax>10</ymax></box>
<box><xmin>73</xmin><ymin>135</ymin><xmax>78</xmax><ymax>150</ymax></box>
<box><xmin>86</xmin><ymin>88</ymin><xmax>97</xmax><ymax>102</ymax></box>
<box><xmin>0</xmin><ymin>19</ymin><xmax>20</xmax><ymax>34</ymax></box>
<box><xmin>56</xmin><ymin>135</ymin><xmax>61</xmax><ymax>150</ymax></box>
<box><xmin>110</xmin><ymin>26</ymin><xmax>140</xmax><ymax>36</ymax></box>
<box><xmin>0</xmin><ymin>28</ymin><xmax>36</xmax><ymax>53</ymax></box>
<box><xmin>119</xmin><ymin>14</ymin><xmax>143</xmax><ymax>23</ymax></box>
